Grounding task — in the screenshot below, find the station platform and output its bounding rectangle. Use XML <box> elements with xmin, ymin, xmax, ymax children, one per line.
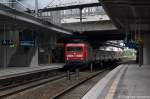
<box><xmin>82</xmin><ymin>64</ymin><xmax>150</xmax><ymax>99</ymax></box>
<box><xmin>0</xmin><ymin>64</ymin><xmax>64</xmax><ymax>80</ymax></box>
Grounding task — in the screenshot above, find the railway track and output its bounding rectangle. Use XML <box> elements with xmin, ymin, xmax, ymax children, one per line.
<box><xmin>1</xmin><ymin>67</ymin><xmax>114</xmax><ymax>99</ymax></box>
<box><xmin>0</xmin><ymin>69</ymin><xmax>66</xmax><ymax>98</ymax></box>
<box><xmin>51</xmin><ymin>69</ymin><xmax>109</xmax><ymax>99</ymax></box>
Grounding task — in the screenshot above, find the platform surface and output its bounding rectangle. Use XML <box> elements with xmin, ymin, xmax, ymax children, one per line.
<box><xmin>113</xmin><ymin>64</ymin><xmax>150</xmax><ymax>99</ymax></box>
<box><xmin>0</xmin><ymin>63</ymin><xmax>64</xmax><ymax>79</ymax></box>
<box><xmin>82</xmin><ymin>64</ymin><xmax>150</xmax><ymax>99</ymax></box>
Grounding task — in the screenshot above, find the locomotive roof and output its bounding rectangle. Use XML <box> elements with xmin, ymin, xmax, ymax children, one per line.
<box><xmin>66</xmin><ymin>43</ymin><xmax>86</xmax><ymax>47</ymax></box>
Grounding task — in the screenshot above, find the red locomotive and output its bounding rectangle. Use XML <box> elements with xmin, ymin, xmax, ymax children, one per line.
<box><xmin>64</xmin><ymin>43</ymin><xmax>93</xmax><ymax>69</ymax></box>
<box><xmin>64</xmin><ymin>42</ymin><xmax>123</xmax><ymax>70</ymax></box>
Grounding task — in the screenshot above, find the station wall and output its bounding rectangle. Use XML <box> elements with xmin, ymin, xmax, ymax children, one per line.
<box><xmin>0</xmin><ymin>30</ymin><xmax>19</xmax><ymax>68</ymax></box>
<box><xmin>0</xmin><ymin>29</ymin><xmax>39</xmax><ymax>68</ymax></box>
<box><xmin>0</xmin><ymin>29</ymin><xmax>65</xmax><ymax>68</ymax></box>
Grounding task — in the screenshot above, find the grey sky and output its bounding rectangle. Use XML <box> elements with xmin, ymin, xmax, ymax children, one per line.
<box><xmin>17</xmin><ymin>0</ymin><xmax>99</xmax><ymax>10</ymax></box>
<box><xmin>47</xmin><ymin>0</ymin><xmax>99</xmax><ymax>7</ymax></box>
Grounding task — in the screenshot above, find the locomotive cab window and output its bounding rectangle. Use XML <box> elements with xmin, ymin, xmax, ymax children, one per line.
<box><xmin>67</xmin><ymin>47</ymin><xmax>82</xmax><ymax>52</ymax></box>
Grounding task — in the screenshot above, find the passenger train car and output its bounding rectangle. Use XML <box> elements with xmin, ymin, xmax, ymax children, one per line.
<box><xmin>94</xmin><ymin>49</ymin><xmax>123</xmax><ymax>68</ymax></box>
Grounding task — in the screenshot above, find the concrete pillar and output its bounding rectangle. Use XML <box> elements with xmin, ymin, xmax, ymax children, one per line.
<box><xmin>143</xmin><ymin>33</ymin><xmax>150</xmax><ymax>65</ymax></box>
<box><xmin>35</xmin><ymin>0</ymin><xmax>38</xmax><ymax>17</ymax></box>
<box><xmin>79</xmin><ymin>8</ymin><xmax>83</xmax><ymax>32</ymax></box>
<box><xmin>30</xmin><ymin>47</ymin><xmax>39</xmax><ymax>67</ymax></box>
<box><xmin>139</xmin><ymin>43</ymin><xmax>143</xmax><ymax>66</ymax></box>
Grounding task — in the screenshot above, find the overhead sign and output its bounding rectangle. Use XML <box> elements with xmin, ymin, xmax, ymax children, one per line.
<box><xmin>1</xmin><ymin>40</ymin><xmax>8</xmax><ymax>46</ymax></box>
<box><xmin>20</xmin><ymin>40</ymin><xmax>35</xmax><ymax>47</ymax></box>
<box><xmin>1</xmin><ymin>40</ymin><xmax>15</xmax><ymax>47</ymax></box>
<box><xmin>124</xmin><ymin>41</ymin><xmax>139</xmax><ymax>49</ymax></box>
<box><xmin>136</xmin><ymin>34</ymin><xmax>143</xmax><ymax>44</ymax></box>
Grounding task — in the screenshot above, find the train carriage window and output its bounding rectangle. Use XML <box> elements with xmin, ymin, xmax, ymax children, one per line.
<box><xmin>67</xmin><ymin>47</ymin><xmax>82</xmax><ymax>52</ymax></box>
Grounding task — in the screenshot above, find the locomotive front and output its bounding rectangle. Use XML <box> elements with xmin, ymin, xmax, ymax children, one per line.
<box><xmin>65</xmin><ymin>43</ymin><xmax>86</xmax><ymax>65</ymax></box>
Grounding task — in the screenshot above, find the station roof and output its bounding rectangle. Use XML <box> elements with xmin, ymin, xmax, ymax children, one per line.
<box><xmin>100</xmin><ymin>0</ymin><xmax>150</xmax><ymax>33</ymax></box>
<box><xmin>82</xmin><ymin>30</ymin><xmax>125</xmax><ymax>41</ymax></box>
<box><xmin>0</xmin><ymin>3</ymin><xmax>72</xmax><ymax>35</ymax></box>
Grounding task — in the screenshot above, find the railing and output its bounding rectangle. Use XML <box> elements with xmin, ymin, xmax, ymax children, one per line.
<box><xmin>39</xmin><ymin>6</ymin><xmax>107</xmax><ymax>25</ymax></box>
<box><xmin>61</xmin><ymin>6</ymin><xmax>106</xmax><ymax>18</ymax></box>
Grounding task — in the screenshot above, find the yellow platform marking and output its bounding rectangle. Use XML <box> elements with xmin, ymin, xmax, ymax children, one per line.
<box><xmin>105</xmin><ymin>80</ymin><xmax>118</xmax><ymax>99</ymax></box>
<box><xmin>105</xmin><ymin>66</ymin><xmax>127</xmax><ymax>99</ymax></box>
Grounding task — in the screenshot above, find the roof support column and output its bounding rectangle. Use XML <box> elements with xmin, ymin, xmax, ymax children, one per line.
<box><xmin>139</xmin><ymin>43</ymin><xmax>143</xmax><ymax>66</ymax></box>
<box><xmin>143</xmin><ymin>33</ymin><xmax>150</xmax><ymax>65</ymax></box>
<box><xmin>35</xmin><ymin>0</ymin><xmax>38</xmax><ymax>17</ymax></box>
<box><xmin>79</xmin><ymin>8</ymin><xmax>83</xmax><ymax>32</ymax></box>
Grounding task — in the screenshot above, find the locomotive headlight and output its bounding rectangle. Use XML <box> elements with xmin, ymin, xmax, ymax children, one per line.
<box><xmin>66</xmin><ymin>57</ymin><xmax>69</xmax><ymax>60</ymax></box>
<box><xmin>76</xmin><ymin>55</ymin><xmax>83</xmax><ymax>57</ymax></box>
<box><xmin>67</xmin><ymin>55</ymin><xmax>73</xmax><ymax>57</ymax></box>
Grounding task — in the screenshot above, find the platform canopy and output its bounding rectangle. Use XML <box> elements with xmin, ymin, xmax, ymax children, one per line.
<box><xmin>99</xmin><ymin>0</ymin><xmax>150</xmax><ymax>33</ymax></box>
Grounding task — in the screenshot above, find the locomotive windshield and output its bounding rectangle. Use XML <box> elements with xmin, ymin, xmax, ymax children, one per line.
<box><xmin>67</xmin><ymin>47</ymin><xmax>82</xmax><ymax>52</ymax></box>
